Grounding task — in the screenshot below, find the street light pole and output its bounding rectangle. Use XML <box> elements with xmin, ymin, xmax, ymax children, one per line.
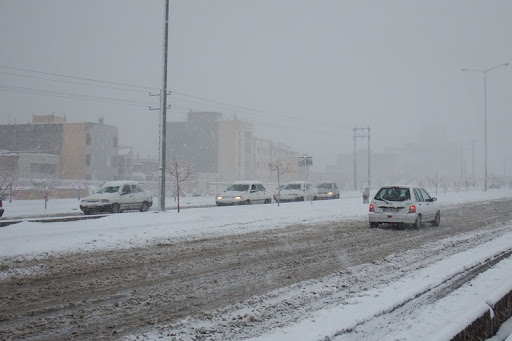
<box><xmin>462</xmin><ymin>62</ymin><xmax>509</xmax><ymax>191</ymax></box>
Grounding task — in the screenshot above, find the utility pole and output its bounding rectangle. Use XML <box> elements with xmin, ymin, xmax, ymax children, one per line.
<box><xmin>472</xmin><ymin>140</ymin><xmax>475</xmax><ymax>180</ymax></box>
<box><xmin>353</xmin><ymin>127</ymin><xmax>371</xmax><ymax>191</ymax></box>
<box><xmin>158</xmin><ymin>0</ymin><xmax>170</xmax><ymax>211</ymax></box>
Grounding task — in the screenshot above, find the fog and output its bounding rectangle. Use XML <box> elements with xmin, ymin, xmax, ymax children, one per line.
<box><xmin>1</xmin><ymin>0</ymin><xmax>511</xmax><ymax>183</ymax></box>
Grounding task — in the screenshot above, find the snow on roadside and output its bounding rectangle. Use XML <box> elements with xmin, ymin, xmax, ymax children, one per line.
<box><xmin>0</xmin><ymin>195</ymin><xmax>364</xmax><ymax>259</ymax></box>
<box><xmin>129</xmin><ymin>226</ymin><xmax>512</xmax><ymax>341</ymax></box>
<box><xmin>1</xmin><ymin>189</ymin><xmax>511</xmax><ymax>259</ymax></box>
<box><xmin>2</xmin><ymin>189</ymin><xmax>512</xmax><ymax>341</ymax></box>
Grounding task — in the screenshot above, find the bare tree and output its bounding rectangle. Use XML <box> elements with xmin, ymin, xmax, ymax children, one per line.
<box><xmin>463</xmin><ymin>178</ymin><xmax>472</xmax><ymax>192</ymax></box>
<box><xmin>426</xmin><ymin>172</ymin><xmax>442</xmax><ymax>196</ymax></box>
<box><xmin>453</xmin><ymin>180</ymin><xmax>462</xmax><ymax>194</ymax></box>
<box><xmin>440</xmin><ymin>178</ymin><xmax>450</xmax><ymax>194</ymax></box>
<box><xmin>0</xmin><ymin>169</ymin><xmax>18</xmax><ymax>199</ymax></box>
<box><xmin>416</xmin><ymin>178</ymin><xmax>426</xmax><ymax>188</ymax></box>
<box><xmin>269</xmin><ymin>159</ymin><xmax>295</xmax><ymax>206</ymax></box>
<box><xmin>33</xmin><ymin>177</ymin><xmax>60</xmax><ymax>209</ymax></box>
<box><xmin>166</xmin><ymin>159</ymin><xmax>196</xmax><ymax>213</ymax></box>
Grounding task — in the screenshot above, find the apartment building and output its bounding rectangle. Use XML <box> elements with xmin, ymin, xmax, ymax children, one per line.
<box><xmin>0</xmin><ymin>115</ymin><xmax>121</xmax><ymax>180</ymax></box>
<box><xmin>166</xmin><ymin>111</ymin><xmax>300</xmax><ymax>182</ymax></box>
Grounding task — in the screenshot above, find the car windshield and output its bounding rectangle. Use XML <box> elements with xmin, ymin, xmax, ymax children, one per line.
<box><xmin>284</xmin><ymin>184</ymin><xmax>302</xmax><ymax>190</ymax></box>
<box><xmin>317</xmin><ymin>183</ymin><xmax>332</xmax><ymax>189</ymax></box>
<box><xmin>374</xmin><ymin>187</ymin><xmax>410</xmax><ymax>202</ymax></box>
<box><xmin>96</xmin><ymin>186</ymin><xmax>120</xmax><ymax>194</ymax></box>
<box><xmin>226</xmin><ymin>184</ymin><xmax>250</xmax><ymax>192</ymax></box>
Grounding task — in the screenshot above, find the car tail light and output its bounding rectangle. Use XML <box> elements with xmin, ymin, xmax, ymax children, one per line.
<box><xmin>369</xmin><ymin>204</ymin><xmax>374</xmax><ymax>212</ymax></box>
<box><xmin>409</xmin><ymin>205</ymin><xmax>416</xmax><ymax>213</ymax></box>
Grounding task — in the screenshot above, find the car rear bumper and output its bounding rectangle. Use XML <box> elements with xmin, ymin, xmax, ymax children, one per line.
<box><xmin>369</xmin><ymin>212</ymin><xmax>417</xmax><ymax>224</ymax></box>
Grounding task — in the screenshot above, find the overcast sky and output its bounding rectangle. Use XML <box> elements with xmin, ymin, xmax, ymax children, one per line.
<box><xmin>0</xmin><ymin>1</ymin><xmax>511</xmax><ymax>177</ymax></box>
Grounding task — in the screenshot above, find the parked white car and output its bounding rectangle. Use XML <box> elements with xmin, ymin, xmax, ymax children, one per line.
<box><xmin>278</xmin><ymin>181</ymin><xmax>318</xmax><ymax>202</ymax></box>
<box><xmin>369</xmin><ymin>185</ymin><xmax>440</xmax><ymax>228</ymax></box>
<box><xmin>316</xmin><ymin>181</ymin><xmax>340</xmax><ymax>199</ymax></box>
<box><xmin>80</xmin><ymin>181</ymin><xmax>153</xmax><ymax>214</ymax></box>
<box><xmin>216</xmin><ymin>181</ymin><xmax>272</xmax><ymax>206</ymax></box>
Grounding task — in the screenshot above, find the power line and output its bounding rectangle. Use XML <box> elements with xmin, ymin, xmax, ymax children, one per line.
<box><xmin>0</xmin><ymin>71</ymin><xmax>151</xmax><ymax>94</ymax></box>
<box><xmin>0</xmin><ymin>65</ymin><xmax>159</xmax><ymax>91</ymax></box>
<box><xmin>0</xmin><ymin>85</ymin><xmax>155</xmax><ymax>107</ymax></box>
<box><xmin>0</xmin><ymin>65</ymin><xmax>328</xmax><ymax>132</ymax></box>
<box><xmin>0</xmin><ymin>65</ymin><xmax>311</xmax><ymax>124</ymax></box>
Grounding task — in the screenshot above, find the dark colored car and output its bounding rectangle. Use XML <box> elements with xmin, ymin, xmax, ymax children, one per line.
<box><xmin>0</xmin><ymin>197</ymin><xmax>4</xmax><ymax>218</ymax></box>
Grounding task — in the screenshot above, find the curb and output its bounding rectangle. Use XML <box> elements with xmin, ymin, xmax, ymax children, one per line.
<box><xmin>451</xmin><ymin>288</ymin><xmax>512</xmax><ymax>340</ymax></box>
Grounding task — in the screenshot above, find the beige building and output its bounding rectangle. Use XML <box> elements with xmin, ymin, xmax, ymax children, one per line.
<box><xmin>0</xmin><ymin>115</ymin><xmax>124</xmax><ymax>181</ymax></box>
<box><xmin>217</xmin><ymin>118</ymin><xmax>254</xmax><ymax>180</ymax></box>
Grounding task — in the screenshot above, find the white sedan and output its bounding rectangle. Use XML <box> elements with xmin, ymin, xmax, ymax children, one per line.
<box><xmin>80</xmin><ymin>181</ymin><xmax>153</xmax><ymax>214</ymax></box>
<box><xmin>278</xmin><ymin>181</ymin><xmax>318</xmax><ymax>202</ymax></box>
<box><xmin>369</xmin><ymin>185</ymin><xmax>440</xmax><ymax>228</ymax></box>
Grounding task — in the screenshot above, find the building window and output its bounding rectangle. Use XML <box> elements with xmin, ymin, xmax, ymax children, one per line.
<box><xmin>30</xmin><ymin>163</ymin><xmax>57</xmax><ymax>174</ymax></box>
<box><xmin>86</xmin><ymin>154</ymin><xmax>91</xmax><ymax>167</ymax></box>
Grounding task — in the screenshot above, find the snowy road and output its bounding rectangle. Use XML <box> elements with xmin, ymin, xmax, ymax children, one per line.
<box><xmin>1</xmin><ymin>197</ymin><xmax>511</xmax><ymax>340</ymax></box>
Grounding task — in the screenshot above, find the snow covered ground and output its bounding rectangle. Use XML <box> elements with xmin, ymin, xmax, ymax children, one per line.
<box><xmin>1</xmin><ymin>189</ymin><xmax>512</xmax><ymax>340</ymax></box>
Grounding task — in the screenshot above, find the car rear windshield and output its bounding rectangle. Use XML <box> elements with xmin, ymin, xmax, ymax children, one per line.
<box><xmin>226</xmin><ymin>184</ymin><xmax>250</xmax><ymax>192</ymax></box>
<box><xmin>374</xmin><ymin>187</ymin><xmax>410</xmax><ymax>202</ymax></box>
<box><xmin>97</xmin><ymin>186</ymin><xmax>120</xmax><ymax>194</ymax></box>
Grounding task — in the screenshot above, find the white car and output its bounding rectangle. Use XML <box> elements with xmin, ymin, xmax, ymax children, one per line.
<box><xmin>369</xmin><ymin>185</ymin><xmax>440</xmax><ymax>228</ymax></box>
<box><xmin>80</xmin><ymin>181</ymin><xmax>153</xmax><ymax>214</ymax></box>
<box><xmin>216</xmin><ymin>181</ymin><xmax>272</xmax><ymax>206</ymax></box>
<box><xmin>316</xmin><ymin>181</ymin><xmax>340</xmax><ymax>199</ymax></box>
<box><xmin>278</xmin><ymin>181</ymin><xmax>318</xmax><ymax>202</ymax></box>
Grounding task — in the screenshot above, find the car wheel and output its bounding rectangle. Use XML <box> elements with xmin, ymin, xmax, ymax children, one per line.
<box><xmin>432</xmin><ymin>212</ymin><xmax>440</xmax><ymax>226</ymax></box>
<box><xmin>83</xmin><ymin>209</ymin><xmax>91</xmax><ymax>215</ymax></box>
<box><xmin>370</xmin><ymin>222</ymin><xmax>378</xmax><ymax>228</ymax></box>
<box><xmin>140</xmin><ymin>202</ymin><xmax>149</xmax><ymax>212</ymax></box>
<box><xmin>413</xmin><ymin>215</ymin><xmax>422</xmax><ymax>229</ymax></box>
<box><xmin>245</xmin><ymin>200</ymin><xmax>251</xmax><ymax>205</ymax></box>
<box><xmin>264</xmin><ymin>198</ymin><xmax>270</xmax><ymax>204</ymax></box>
<box><xmin>111</xmin><ymin>203</ymin><xmax>121</xmax><ymax>213</ymax></box>
<box><xmin>313</xmin><ymin>196</ymin><xmax>318</xmax><ymax>201</ymax></box>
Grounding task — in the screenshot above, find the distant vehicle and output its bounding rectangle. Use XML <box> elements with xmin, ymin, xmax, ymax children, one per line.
<box><xmin>369</xmin><ymin>185</ymin><xmax>440</xmax><ymax>228</ymax></box>
<box><xmin>216</xmin><ymin>181</ymin><xmax>272</xmax><ymax>206</ymax></box>
<box><xmin>489</xmin><ymin>183</ymin><xmax>501</xmax><ymax>189</ymax></box>
<box><xmin>316</xmin><ymin>181</ymin><xmax>340</xmax><ymax>199</ymax></box>
<box><xmin>80</xmin><ymin>181</ymin><xmax>153</xmax><ymax>215</ymax></box>
<box><xmin>0</xmin><ymin>196</ymin><xmax>4</xmax><ymax>217</ymax></box>
<box><xmin>279</xmin><ymin>181</ymin><xmax>318</xmax><ymax>202</ymax></box>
